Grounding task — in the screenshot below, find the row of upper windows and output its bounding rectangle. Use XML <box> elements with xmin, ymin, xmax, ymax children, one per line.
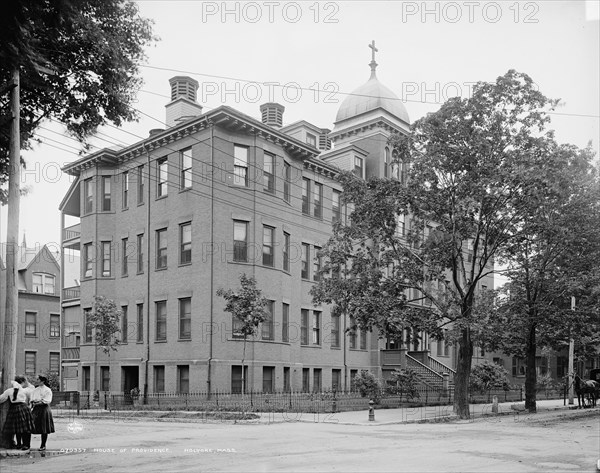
<box><xmin>81</xmin><ymin>223</ymin><xmax>191</xmax><ymax>279</ymax></box>
<box><xmin>24</xmin><ymin>351</ymin><xmax>60</xmax><ymax>376</ymax></box>
<box><xmin>81</xmin><ymin>145</ymin><xmax>344</xmax><ymax>221</ymax></box>
<box><xmin>23</xmin><ymin>312</ymin><xmax>60</xmax><ymax>338</ymax></box>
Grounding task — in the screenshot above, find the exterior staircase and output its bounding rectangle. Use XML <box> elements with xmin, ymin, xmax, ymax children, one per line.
<box><xmin>406</xmin><ymin>354</ymin><xmax>456</xmax><ymax>391</ymax></box>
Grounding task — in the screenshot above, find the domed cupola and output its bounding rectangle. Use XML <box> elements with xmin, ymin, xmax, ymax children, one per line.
<box><xmin>333</xmin><ymin>41</ymin><xmax>409</xmax><ymax>128</ymax></box>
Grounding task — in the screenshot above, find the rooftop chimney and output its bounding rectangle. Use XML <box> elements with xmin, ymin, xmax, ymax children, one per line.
<box><xmin>260</xmin><ymin>103</ymin><xmax>285</xmax><ymax>129</ymax></box>
<box><xmin>165</xmin><ymin>76</ymin><xmax>203</xmax><ymax>127</ymax></box>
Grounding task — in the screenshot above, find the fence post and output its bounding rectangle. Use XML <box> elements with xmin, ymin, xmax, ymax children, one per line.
<box><xmin>104</xmin><ymin>392</ymin><xmax>108</xmax><ymax>411</ymax></box>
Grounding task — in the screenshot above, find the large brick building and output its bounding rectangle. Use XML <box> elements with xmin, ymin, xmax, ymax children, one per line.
<box><xmin>59</xmin><ymin>54</ymin><xmax>496</xmax><ymax>395</ymax></box>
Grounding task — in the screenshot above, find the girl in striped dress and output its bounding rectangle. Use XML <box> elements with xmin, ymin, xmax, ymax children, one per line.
<box><xmin>30</xmin><ymin>375</ymin><xmax>55</xmax><ymax>451</ymax></box>
<box><xmin>0</xmin><ymin>375</ymin><xmax>34</xmax><ymax>450</ymax></box>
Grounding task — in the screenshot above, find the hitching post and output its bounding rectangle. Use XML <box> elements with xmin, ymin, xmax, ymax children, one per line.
<box><xmin>368</xmin><ymin>399</ymin><xmax>375</xmax><ymax>421</ymax></box>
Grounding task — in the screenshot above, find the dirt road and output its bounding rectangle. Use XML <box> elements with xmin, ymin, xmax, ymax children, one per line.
<box><xmin>1</xmin><ymin>409</ymin><xmax>598</xmax><ymax>472</ymax></box>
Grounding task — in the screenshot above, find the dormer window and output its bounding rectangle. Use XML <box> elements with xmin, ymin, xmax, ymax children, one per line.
<box><xmin>306</xmin><ymin>133</ymin><xmax>317</xmax><ymax>147</ymax></box>
<box><xmin>32</xmin><ymin>273</ymin><xmax>55</xmax><ymax>295</ymax></box>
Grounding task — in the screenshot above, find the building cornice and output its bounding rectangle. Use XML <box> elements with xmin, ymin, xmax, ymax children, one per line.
<box><xmin>62</xmin><ymin>106</ymin><xmax>321</xmax><ymax>176</ymax></box>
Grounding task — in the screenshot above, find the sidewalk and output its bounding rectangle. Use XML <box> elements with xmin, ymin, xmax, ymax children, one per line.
<box><xmin>259</xmin><ymin>398</ymin><xmax>578</xmax><ymax>425</ymax></box>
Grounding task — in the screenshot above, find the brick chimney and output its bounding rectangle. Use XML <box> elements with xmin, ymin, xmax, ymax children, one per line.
<box><xmin>165</xmin><ymin>76</ymin><xmax>203</xmax><ymax>127</ymax></box>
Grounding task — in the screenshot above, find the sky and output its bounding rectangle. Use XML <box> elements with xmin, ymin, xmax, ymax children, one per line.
<box><xmin>1</xmin><ymin>0</ymin><xmax>599</xmax><ymax>285</ymax></box>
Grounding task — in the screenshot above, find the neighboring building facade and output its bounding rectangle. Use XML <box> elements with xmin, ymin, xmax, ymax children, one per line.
<box><xmin>0</xmin><ymin>242</ymin><xmax>61</xmax><ymax>381</ymax></box>
<box><xmin>58</xmin><ymin>52</ymin><xmax>504</xmax><ymax>395</ymax></box>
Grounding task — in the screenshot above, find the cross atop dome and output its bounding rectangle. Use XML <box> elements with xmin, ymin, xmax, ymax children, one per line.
<box><xmin>368</xmin><ymin>40</ymin><xmax>378</xmax><ymax>77</ymax></box>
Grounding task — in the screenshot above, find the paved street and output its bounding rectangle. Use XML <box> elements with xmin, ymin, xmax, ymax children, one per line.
<box><xmin>1</xmin><ymin>401</ymin><xmax>598</xmax><ymax>472</ymax></box>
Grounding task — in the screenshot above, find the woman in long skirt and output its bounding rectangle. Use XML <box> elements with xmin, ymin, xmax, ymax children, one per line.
<box><xmin>0</xmin><ymin>375</ymin><xmax>34</xmax><ymax>450</ymax></box>
<box><xmin>30</xmin><ymin>375</ymin><xmax>55</xmax><ymax>450</ymax></box>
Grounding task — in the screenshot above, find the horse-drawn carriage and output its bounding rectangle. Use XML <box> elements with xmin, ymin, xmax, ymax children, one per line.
<box><xmin>574</xmin><ymin>371</ymin><xmax>600</xmax><ymax>408</ymax></box>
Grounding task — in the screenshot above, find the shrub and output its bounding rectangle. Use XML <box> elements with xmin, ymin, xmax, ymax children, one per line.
<box><xmin>469</xmin><ymin>361</ymin><xmax>509</xmax><ymax>394</ymax></box>
<box><xmin>386</xmin><ymin>368</ymin><xmax>420</xmax><ymax>401</ymax></box>
<box><xmin>353</xmin><ymin>370</ymin><xmax>382</xmax><ymax>403</ymax></box>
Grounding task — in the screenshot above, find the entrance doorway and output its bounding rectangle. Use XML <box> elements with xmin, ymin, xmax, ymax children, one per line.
<box><xmin>122</xmin><ymin>366</ymin><xmax>139</xmax><ymax>404</ymax></box>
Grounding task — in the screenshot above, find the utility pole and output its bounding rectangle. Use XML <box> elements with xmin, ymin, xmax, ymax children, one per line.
<box><xmin>568</xmin><ymin>296</ymin><xmax>575</xmax><ymax>405</ymax></box>
<box><xmin>1</xmin><ymin>67</ymin><xmax>20</xmax><ymax>392</ymax></box>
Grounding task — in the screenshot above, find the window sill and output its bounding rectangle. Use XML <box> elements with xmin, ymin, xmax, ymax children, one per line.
<box><xmin>137</xmin><ymin>202</ymin><xmax>145</xmax><ymax>207</ymax></box>
<box><xmin>122</xmin><ymin>207</ymin><xmax>129</xmax><ymax>212</ymax></box>
<box><xmin>178</xmin><ymin>338</ymin><xmax>192</xmax><ymax>342</ymax></box>
<box><xmin>178</xmin><ymin>262</ymin><xmax>192</xmax><ymax>267</ymax></box>
<box><xmin>155</xmin><ymin>267</ymin><xmax>168</xmax><ymax>272</ymax></box>
<box><xmin>154</xmin><ymin>340</ymin><xmax>167</xmax><ymax>343</ymax></box>
<box><xmin>179</xmin><ymin>187</ymin><xmax>192</xmax><ymax>194</ymax></box>
<box><xmin>301</xmin><ymin>345</ymin><xmax>322</xmax><ymax>349</ymax></box>
<box><xmin>155</xmin><ymin>195</ymin><xmax>168</xmax><ymax>201</ymax></box>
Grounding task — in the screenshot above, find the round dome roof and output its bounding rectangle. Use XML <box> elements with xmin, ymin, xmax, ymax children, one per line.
<box><xmin>335</xmin><ymin>73</ymin><xmax>409</xmax><ymax>124</ymax></box>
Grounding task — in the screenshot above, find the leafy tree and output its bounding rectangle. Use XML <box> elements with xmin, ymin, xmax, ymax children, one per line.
<box><xmin>88</xmin><ymin>295</ymin><xmax>122</xmax><ymax>354</ymax></box>
<box><xmin>480</xmin><ymin>150</ymin><xmax>600</xmax><ymax>412</ymax></box>
<box><xmin>0</xmin><ymin>0</ymin><xmax>156</xmax><ymax>202</ymax></box>
<box><xmin>469</xmin><ymin>361</ymin><xmax>508</xmax><ymax>396</ymax></box>
<box><xmin>217</xmin><ymin>274</ymin><xmax>268</xmax><ymax>394</ymax></box>
<box><xmin>312</xmin><ymin>70</ymin><xmax>560</xmax><ymax>419</ymax></box>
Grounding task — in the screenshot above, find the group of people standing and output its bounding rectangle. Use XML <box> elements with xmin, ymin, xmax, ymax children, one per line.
<box><xmin>0</xmin><ymin>375</ymin><xmax>55</xmax><ymax>451</ymax></box>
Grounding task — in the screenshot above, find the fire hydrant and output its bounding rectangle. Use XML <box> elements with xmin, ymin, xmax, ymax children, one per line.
<box><xmin>368</xmin><ymin>399</ymin><xmax>375</xmax><ymax>422</ymax></box>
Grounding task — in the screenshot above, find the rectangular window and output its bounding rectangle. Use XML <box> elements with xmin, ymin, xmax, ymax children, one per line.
<box><xmin>301</xmin><ymin>309</ymin><xmax>309</xmax><ymax>345</ymax></box>
<box><xmin>354</xmin><ymin>157</ymin><xmax>364</xmax><ymax>178</ymax></box>
<box><xmin>157</xmin><ymin>158</ymin><xmax>168</xmax><ymax>197</ymax></box>
<box><xmin>232</xmin><ymin>315</ymin><xmax>244</xmax><ymax>339</ymax></box>
<box><xmin>156</xmin><ymin>229</ymin><xmax>167</xmax><ymax>269</ymax></box>
<box><xmin>233</xmin><ymin>221</ymin><xmax>248</xmax><ymax>262</ymax></box>
<box><xmin>50</xmin><ymin>314</ymin><xmax>60</xmax><ymax>338</ymax></box>
<box><xmin>121</xmin><ymin>238</ymin><xmax>128</xmax><ymax>277</ymax></box>
<box><xmin>384</xmin><ymin>148</ymin><xmax>390</xmax><ymax>178</ymax></box>
<box><xmin>101</xmin><ymin>176</ymin><xmax>111</xmax><ymax>211</ymax></box>
<box><xmin>262</xmin><ymin>366</ymin><xmax>274</xmax><ymax>393</ymax></box>
<box><xmin>180</xmin><ymin>148</ymin><xmax>192</xmax><ymax>189</ymax></box>
<box><xmin>331</xmin><ymin>314</ymin><xmax>340</xmax><ymax>348</ymax></box>
<box><xmin>121</xmin><ymin>305</ymin><xmax>128</xmax><ymax>343</ymax></box>
<box><xmin>332</xmin><ymin>190</ymin><xmax>341</xmax><ymax>223</ymax></box>
<box><xmin>283</xmin><ymin>232</ymin><xmax>290</xmax><ymax>272</ymax></box>
<box><xmin>122</xmin><ymin>171</ymin><xmax>129</xmax><ymax>208</ymax></box>
<box><xmin>233</xmin><ymin>145</ymin><xmax>249</xmax><ymax>186</ymax></box>
<box><xmin>306</xmin><ymin>133</ymin><xmax>317</xmax><ymax>147</ymax></box>
<box><xmin>332</xmin><ymin>369</ymin><xmax>342</xmax><ymax>391</ymax></box>
<box><xmin>313</xmin><ymin>368</ymin><xmax>322</xmax><ymax>393</ymax></box>
<box><xmin>512</xmin><ymin>357</ymin><xmax>526</xmax><ymax>377</ymax></box>
<box><xmin>32</xmin><ymin>274</ymin><xmax>42</xmax><ymax>293</ymax></box>
<box><xmin>312</xmin><ymin>311</ymin><xmax>321</xmax><ymax>345</ymax></box>
<box><xmin>84</xmin><ymin>308</ymin><xmax>92</xmax><ymax>343</ymax></box>
<box><xmin>25</xmin><ymin>352</ymin><xmax>36</xmax><ymax>376</ymax></box>
<box><xmin>180</xmin><ymin>222</ymin><xmax>192</xmax><ymax>264</ymax></box>
<box><xmin>156</xmin><ymin>301</ymin><xmax>167</xmax><ymax>341</ymax></box>
<box><xmin>25</xmin><ymin>312</ymin><xmax>37</xmax><ymax>337</ymax></box>
<box><xmin>301</xmin><ymin>243</ymin><xmax>309</xmax><ymax>279</ymax></box>
<box><xmin>262</xmin><ymin>226</ymin><xmax>274</xmax><ymax>267</ymax></box>
<box><xmin>282</xmin><ymin>303</ymin><xmax>289</xmax><ymax>343</ymax></box>
<box><xmin>101</xmin><ymin>241</ymin><xmax>111</xmax><ymax>277</ymax></box>
<box><xmin>283</xmin><ymin>162</ymin><xmax>291</xmax><ymax>202</ymax></box>
<box><xmin>101</xmin><ymin>366</ymin><xmax>110</xmax><ymax>391</ymax></box>
<box><xmin>350</xmin><ymin>370</ymin><xmax>358</xmax><ymax>391</ymax></box>
<box><xmin>263</xmin><ymin>152</ymin><xmax>275</xmax><ymax>193</ymax></box>
<box><xmin>154</xmin><ymin>366</ymin><xmax>165</xmax><ymax>393</ymax></box>
<box><xmin>179</xmin><ymin>298</ymin><xmax>191</xmax><ymax>340</ymax></box>
<box><xmin>360</xmin><ymin>329</ymin><xmax>367</xmax><ymax>350</ymax></box>
<box><xmin>231</xmin><ymin>365</ymin><xmax>248</xmax><ymax>394</ymax></box>
<box><xmin>137</xmin><ymin>303</ymin><xmax>144</xmax><ymax>342</ymax></box>
<box><xmin>262</xmin><ymin>300</ymin><xmax>274</xmax><ymax>340</ymax></box>
<box><xmin>302</xmin><ymin>178</ymin><xmax>310</xmax><ymax>215</ymax></box>
<box><xmin>396</xmin><ymin>214</ymin><xmax>405</xmax><ymax>237</ymax></box>
<box><xmin>177</xmin><ymin>365</ymin><xmax>190</xmax><ymax>394</ymax></box>
<box><xmin>283</xmin><ymin>367</ymin><xmax>291</xmax><ymax>392</ymax></box>
<box><xmin>349</xmin><ymin>317</ymin><xmax>357</xmax><ymax>349</ymax></box>
<box><xmin>313</xmin><ymin>247</ymin><xmax>322</xmax><ymax>282</ymax></box>
<box><xmin>302</xmin><ymin>368</ymin><xmax>310</xmax><ymax>392</ymax></box>
<box><xmin>137</xmin><ymin>165</ymin><xmax>145</xmax><ymax>204</ymax></box>
<box><xmin>84</xmin><ymin>178</ymin><xmax>93</xmax><ymax>214</ymax></box>
<box><xmin>84</xmin><ymin>243</ymin><xmax>93</xmax><ymax>278</ymax></box>
<box><xmin>137</xmin><ymin>234</ymin><xmax>144</xmax><ymax>274</ymax></box>
<box><xmin>313</xmin><ymin>182</ymin><xmax>323</xmax><ymax>218</ymax></box>
<box><xmin>82</xmin><ymin>366</ymin><xmax>91</xmax><ymax>391</ymax></box>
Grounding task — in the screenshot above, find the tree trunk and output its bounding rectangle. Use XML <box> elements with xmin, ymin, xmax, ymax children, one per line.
<box><xmin>525</xmin><ymin>323</ymin><xmax>537</xmax><ymax>412</ymax></box>
<box><xmin>453</xmin><ymin>327</ymin><xmax>473</xmax><ymax>419</ymax></box>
